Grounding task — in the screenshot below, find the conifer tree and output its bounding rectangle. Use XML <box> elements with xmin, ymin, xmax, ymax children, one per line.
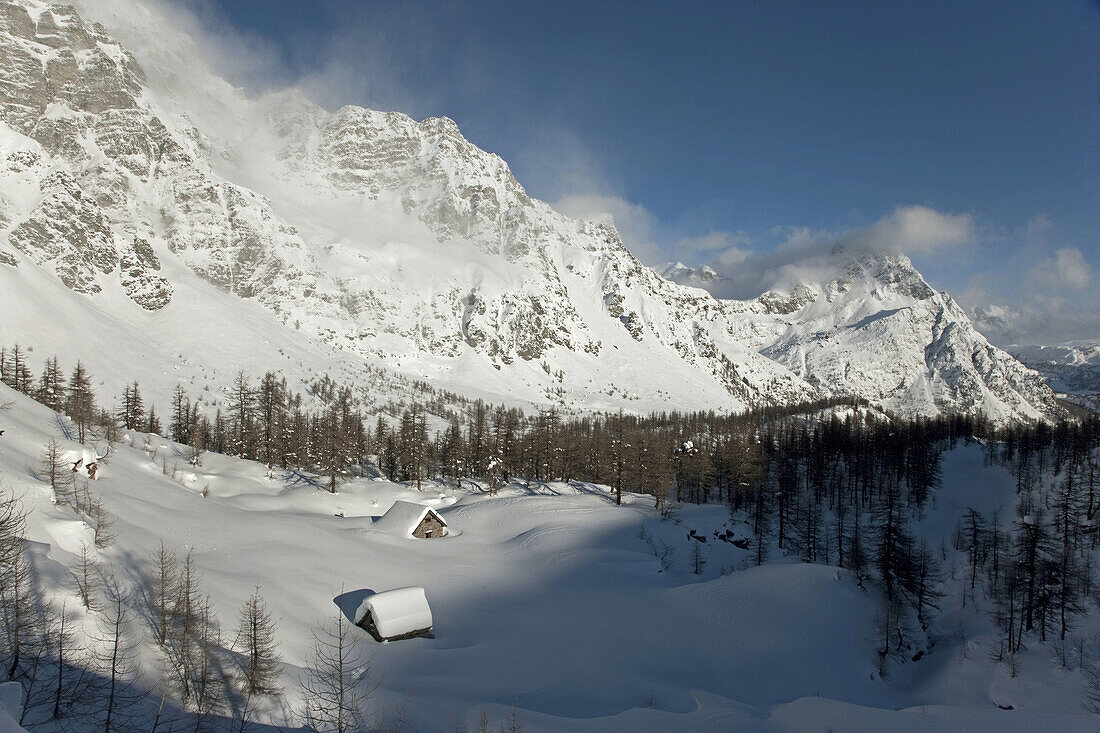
<box><xmin>235</xmin><ymin>587</ymin><xmax>282</xmax><ymax>697</ymax></box>
<box><xmin>35</xmin><ymin>356</ymin><xmax>65</xmax><ymax>413</ymax></box>
<box><xmin>171</xmin><ymin>384</ymin><xmax>190</xmax><ymax>443</ymax></box>
<box><xmin>146</xmin><ymin>404</ymin><xmax>162</xmax><ymax>436</ymax></box>
<box><xmin>65</xmin><ymin>362</ymin><xmax>96</xmax><ymax>444</ymax></box>
<box><xmin>229</xmin><ymin>371</ymin><xmax>256</xmax><ymax>458</ymax></box>
<box><xmin>117</xmin><ymin>382</ymin><xmax>144</xmax><ymax>431</ymax></box>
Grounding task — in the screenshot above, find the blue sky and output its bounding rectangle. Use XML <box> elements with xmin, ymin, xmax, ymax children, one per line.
<box><xmin>182</xmin><ymin>0</ymin><xmax>1098</xmax><ymax>343</ymax></box>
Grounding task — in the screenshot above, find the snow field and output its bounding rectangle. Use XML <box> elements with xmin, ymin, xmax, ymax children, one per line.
<box><xmin>0</xmin><ymin>385</ymin><xmax>1098</xmax><ymax>730</ymax></box>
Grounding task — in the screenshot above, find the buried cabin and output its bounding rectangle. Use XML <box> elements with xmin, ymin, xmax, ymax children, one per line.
<box><xmin>374</xmin><ymin>500</ymin><xmax>448</xmax><ymax>538</ymax></box>
<box><xmin>354</xmin><ymin>587</ymin><xmax>434</xmax><ymax>641</ymax></box>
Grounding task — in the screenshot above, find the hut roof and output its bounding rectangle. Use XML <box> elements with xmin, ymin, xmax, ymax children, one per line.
<box><xmin>374</xmin><ymin>501</ymin><xmax>447</xmax><ymax>537</ymax></box>
<box><xmin>354</xmin><ymin>587</ymin><xmax>433</xmax><ymax>639</ymax></box>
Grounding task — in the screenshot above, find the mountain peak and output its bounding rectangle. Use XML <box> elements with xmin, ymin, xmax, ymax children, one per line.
<box><xmin>656</xmin><ymin>261</ymin><xmax>725</xmax><ymax>287</ymax></box>
<box><xmin>838</xmin><ymin>249</ymin><xmax>936</xmax><ymax>301</ymax></box>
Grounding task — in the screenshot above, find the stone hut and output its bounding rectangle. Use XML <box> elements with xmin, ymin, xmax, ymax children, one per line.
<box><xmin>374</xmin><ymin>501</ymin><xmax>448</xmax><ymax>538</ymax></box>
<box><xmin>354</xmin><ymin>587</ymin><xmax>433</xmax><ymax>641</ymax></box>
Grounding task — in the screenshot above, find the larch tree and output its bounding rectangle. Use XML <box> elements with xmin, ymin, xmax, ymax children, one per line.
<box><xmin>235</xmin><ymin>587</ymin><xmax>282</xmax><ymax>696</ymax></box>
<box><xmin>64</xmin><ymin>361</ymin><xmax>96</xmax><ymax>444</ymax></box>
<box><xmin>0</xmin><ymin>490</ymin><xmax>47</xmax><ymax>684</ymax></box>
<box><xmin>301</xmin><ymin>611</ymin><xmax>372</xmax><ymax>733</ymax></box>
<box><xmin>145</xmin><ymin>540</ymin><xmax>178</xmax><ymax>647</ymax></box>
<box><xmin>40</xmin><ymin>439</ymin><xmax>68</xmax><ymax>499</ymax></box>
<box><xmin>35</xmin><ymin>356</ymin><xmax>66</xmax><ymax>413</ymax></box>
<box><xmin>91</xmin><ymin>578</ymin><xmax>142</xmax><ymax>733</ymax></box>
<box><xmin>72</xmin><ymin>541</ymin><xmax>101</xmax><ymax>612</ymax></box>
<box><xmin>117</xmin><ymin>382</ymin><xmax>144</xmax><ymax>431</ymax></box>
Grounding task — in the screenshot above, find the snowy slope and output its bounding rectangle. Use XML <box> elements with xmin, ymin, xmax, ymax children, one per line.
<box><xmin>0</xmin><ymin>384</ymin><xmax>1097</xmax><ymax>730</ymax></box>
<box><xmin>0</xmin><ymin>0</ymin><xmax>1060</xmax><ymax>422</ymax></box>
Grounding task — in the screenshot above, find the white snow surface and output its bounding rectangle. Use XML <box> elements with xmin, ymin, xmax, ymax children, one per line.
<box><xmin>354</xmin><ymin>587</ymin><xmax>433</xmax><ymax>639</ymax></box>
<box><xmin>0</xmin><ymin>384</ymin><xmax>1098</xmax><ymax>731</ymax></box>
<box><xmin>0</xmin><ymin>683</ymin><xmax>25</xmax><ymax>733</ymax></box>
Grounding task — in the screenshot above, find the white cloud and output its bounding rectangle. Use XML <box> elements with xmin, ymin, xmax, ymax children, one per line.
<box><xmin>958</xmin><ymin>224</ymin><xmax>1099</xmax><ymax>345</ymax></box>
<box><xmin>74</xmin><ymin>0</ymin><xmax>288</xmax><ymax>94</ymax></box>
<box><xmin>1031</xmin><ymin>246</ymin><xmax>1092</xmax><ymax>291</ymax></box>
<box><xmin>698</xmin><ymin>205</ymin><xmax>976</xmax><ymax>299</ymax></box>
<box><xmin>676</xmin><ymin>230</ymin><xmax>752</xmax><ymax>254</ymax></box>
<box><xmin>856</xmin><ymin>205</ymin><xmax>975</xmax><ymax>254</ymax></box>
<box><xmin>72</xmin><ymin>2</ymin><xmax>1097</xmax><ymax>345</ymax></box>
<box><xmin>552</xmin><ymin>197</ymin><xmax>758</xmax><ymax>267</ymax></box>
<box><xmin>965</xmin><ymin>292</ymin><xmax>1099</xmax><ymax>346</ymax></box>
<box><xmin>1057</xmin><ymin>247</ymin><xmax>1090</xmax><ymax>289</ymax></box>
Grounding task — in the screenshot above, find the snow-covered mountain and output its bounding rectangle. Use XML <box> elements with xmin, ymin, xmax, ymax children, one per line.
<box><xmin>660</xmin><ymin>254</ymin><xmax>1060</xmax><ymax>420</ymax></box>
<box><xmin>1006</xmin><ymin>340</ymin><xmax>1100</xmax><ymax>413</ymax></box>
<box><xmin>656</xmin><ymin>261</ymin><xmax>727</xmax><ymax>288</ymax></box>
<box><xmin>0</xmin><ymin>0</ymin><xmax>1061</xmax><ymax>422</ymax></box>
<box><xmin>1007</xmin><ymin>341</ymin><xmax>1100</xmax><ymax>395</ymax></box>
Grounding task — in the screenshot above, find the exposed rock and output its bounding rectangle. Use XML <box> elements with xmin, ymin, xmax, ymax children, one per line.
<box><xmin>8</xmin><ymin>170</ymin><xmax>116</xmax><ymax>294</ymax></box>
<box><xmin>119</xmin><ymin>236</ymin><xmax>171</xmax><ymax>309</ymax></box>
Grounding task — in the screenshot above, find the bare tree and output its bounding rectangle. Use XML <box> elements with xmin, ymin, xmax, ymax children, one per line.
<box><xmin>1086</xmin><ymin>663</ymin><xmax>1100</xmax><ymax>714</ymax></box>
<box><xmin>0</xmin><ymin>495</ymin><xmax>47</xmax><ymax>683</ymax></box>
<box><xmin>190</xmin><ymin>594</ymin><xmax>229</xmax><ymax>728</ymax></box>
<box><xmin>91</xmin><ymin>578</ymin><xmax>142</xmax><ymax>733</ymax></box>
<box><xmin>301</xmin><ymin>611</ymin><xmax>372</xmax><ymax>733</ymax></box>
<box><xmin>500</xmin><ymin>700</ymin><xmax>526</xmax><ymax>733</ymax></box>
<box><xmin>50</xmin><ymin>602</ymin><xmax>92</xmax><ymax>721</ymax></box>
<box><xmin>72</xmin><ymin>541</ymin><xmax>102</xmax><ymax>612</ymax></box>
<box><xmin>40</xmin><ymin>439</ymin><xmax>68</xmax><ymax>496</ymax></box>
<box><xmin>690</xmin><ymin>541</ymin><xmax>706</xmax><ymax>575</ymax></box>
<box><xmin>87</xmin><ymin>492</ymin><xmax>116</xmax><ymax>548</ymax></box>
<box><xmin>16</xmin><ymin>600</ymin><xmax>95</xmax><ymax>727</ymax></box>
<box><xmin>145</xmin><ymin>540</ymin><xmax>179</xmax><ymax>647</ymax></box>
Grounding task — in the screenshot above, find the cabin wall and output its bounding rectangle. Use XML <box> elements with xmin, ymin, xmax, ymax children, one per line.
<box><xmin>358</xmin><ymin>610</ymin><xmax>432</xmax><ymax>642</ymax></box>
<box><xmin>413</xmin><ymin>514</ymin><xmax>446</xmax><ymax>539</ymax></box>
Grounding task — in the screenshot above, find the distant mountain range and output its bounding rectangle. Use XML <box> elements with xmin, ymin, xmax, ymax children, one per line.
<box><xmin>0</xmin><ymin>0</ymin><xmax>1064</xmax><ymax>423</ymax></box>
<box><xmin>1005</xmin><ymin>341</ymin><xmax>1100</xmax><ymax>413</ymax></box>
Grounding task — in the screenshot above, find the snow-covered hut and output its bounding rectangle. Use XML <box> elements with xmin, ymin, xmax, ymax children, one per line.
<box><xmin>64</xmin><ymin>446</ymin><xmax>109</xmax><ymax>480</ymax></box>
<box><xmin>374</xmin><ymin>501</ymin><xmax>447</xmax><ymax>538</ymax></box>
<box><xmin>354</xmin><ymin>587</ymin><xmax>433</xmax><ymax>641</ymax></box>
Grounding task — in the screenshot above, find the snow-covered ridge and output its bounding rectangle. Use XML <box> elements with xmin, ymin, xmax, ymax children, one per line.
<box><xmin>1008</xmin><ymin>341</ymin><xmax>1100</xmax><ymax>396</ymax></box>
<box><xmin>0</xmin><ymin>0</ymin><xmax>1060</xmax><ymax>422</ymax></box>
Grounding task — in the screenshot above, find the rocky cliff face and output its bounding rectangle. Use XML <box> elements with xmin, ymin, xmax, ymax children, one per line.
<box><xmin>0</xmin><ymin>0</ymin><xmax>1062</xmax><ymax>422</ymax></box>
